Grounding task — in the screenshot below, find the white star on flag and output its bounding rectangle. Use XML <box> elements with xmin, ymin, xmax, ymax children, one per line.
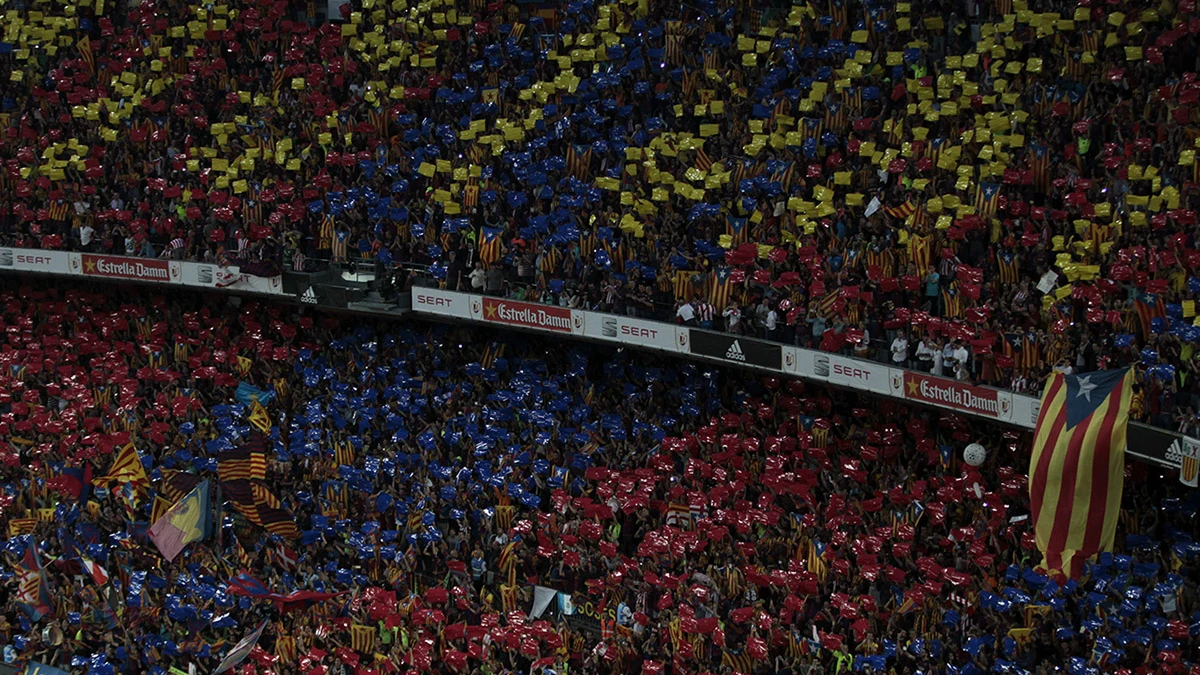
<box><xmin>1075</xmin><ymin>375</ymin><xmax>1097</xmax><ymax>402</ymax></box>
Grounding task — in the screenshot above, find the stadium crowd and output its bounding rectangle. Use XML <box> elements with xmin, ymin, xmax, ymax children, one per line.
<box><xmin>5</xmin><ymin>0</ymin><xmax>1200</xmax><ymax>412</ymax></box>
<box><xmin>0</xmin><ymin>280</ymin><xmax>1196</xmax><ymax>675</ymax></box>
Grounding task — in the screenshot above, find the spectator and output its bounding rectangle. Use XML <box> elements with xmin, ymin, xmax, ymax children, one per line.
<box><xmin>485</xmin><ymin>263</ymin><xmax>504</xmax><ymax>296</ymax></box>
<box><xmin>932</xmin><ymin>337</ymin><xmax>947</xmax><ymax>376</ymax></box>
<box><xmin>468</xmin><ymin>262</ymin><xmax>486</xmax><ymax>293</ymax></box>
<box><xmin>807</xmin><ymin>304</ymin><xmax>827</xmax><ymax>350</ymax></box>
<box><xmin>754</xmin><ymin>300</ymin><xmax>770</xmax><ymax>338</ymax></box>
<box><xmin>723</xmin><ymin>301</ymin><xmax>742</xmax><ymax>334</ymax></box>
<box><xmin>695</xmin><ymin>297</ymin><xmax>715</xmax><ymax>330</ymax></box>
<box><xmin>915</xmin><ymin>335</ymin><xmax>937</xmax><ymax>372</ymax></box>
<box><xmin>891</xmin><ymin>332</ymin><xmax>910</xmax><ymax>368</ymax></box>
<box><xmin>676</xmin><ymin>299</ymin><xmax>697</xmax><ymax>327</ymax></box>
<box><xmin>79</xmin><ymin>222</ymin><xmax>95</xmax><ymax>252</ymax></box>
<box><xmin>853</xmin><ymin>324</ymin><xmax>871</xmax><ymax>360</ymax></box>
<box><xmin>445</xmin><ymin>250</ymin><xmax>466</xmax><ymax>292</ymax></box>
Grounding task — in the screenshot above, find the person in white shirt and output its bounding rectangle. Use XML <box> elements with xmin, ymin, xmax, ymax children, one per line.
<box><xmin>955</xmin><ymin>360</ymin><xmax>971</xmax><ymax>381</ymax></box>
<box><xmin>953</xmin><ymin>341</ymin><xmax>969</xmax><ymax>369</ymax></box>
<box><xmin>942</xmin><ymin>340</ymin><xmax>961</xmax><ymax>375</ymax></box>
<box><xmin>853</xmin><ymin>326</ymin><xmax>871</xmax><ymax>358</ymax></box>
<box><xmin>79</xmin><ymin>223</ymin><xmax>95</xmax><ymax>251</ymax></box>
<box><xmin>723</xmin><ymin>302</ymin><xmax>742</xmax><ymax>334</ymax></box>
<box><xmin>754</xmin><ymin>301</ymin><xmax>769</xmax><ymax>336</ymax></box>
<box><xmin>617</xmin><ymin>602</ymin><xmax>633</xmax><ymax>627</ymax></box>
<box><xmin>764</xmin><ymin>306</ymin><xmax>778</xmax><ymax>341</ymax></box>
<box><xmin>468</xmin><ymin>262</ymin><xmax>486</xmax><ymax>291</ymax></box>
<box><xmin>676</xmin><ymin>300</ymin><xmax>696</xmax><ymax>326</ymax></box>
<box><xmin>932</xmin><ymin>339</ymin><xmax>945</xmax><ymax>376</ymax></box>
<box><xmin>915</xmin><ymin>336</ymin><xmax>936</xmax><ymax>371</ymax></box>
<box><xmin>944</xmin><ymin>340</ymin><xmax>969</xmax><ymax>380</ymax></box>
<box><xmin>890</xmin><ymin>334</ymin><xmax>909</xmax><ymax>366</ymax></box>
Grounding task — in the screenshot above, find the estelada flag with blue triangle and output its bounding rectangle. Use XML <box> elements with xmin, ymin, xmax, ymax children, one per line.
<box><xmin>1029</xmin><ymin>368</ymin><xmax>1133</xmax><ymax>580</ymax></box>
<box><xmin>248</xmin><ymin>400</ymin><xmax>271</xmax><ymax>434</ymax></box>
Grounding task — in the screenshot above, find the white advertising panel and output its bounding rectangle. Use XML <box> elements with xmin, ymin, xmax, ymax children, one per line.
<box><xmin>582</xmin><ymin>312</ymin><xmax>681</xmax><ymax>351</ymax></box>
<box><xmin>1010</xmin><ymin>394</ymin><xmax>1040</xmax><ymax>430</ymax></box>
<box><xmin>816</xmin><ymin>353</ymin><xmax>894</xmax><ymax>394</ymax></box>
<box><xmin>410</xmin><ymin>287</ymin><xmax>472</xmax><ymax>319</ymax></box>
<box><xmin>0</xmin><ymin>248</ymin><xmax>71</xmax><ymax>274</ymax></box>
<box><xmin>176</xmin><ymin>262</ymin><xmax>284</xmax><ymax>295</ymax></box>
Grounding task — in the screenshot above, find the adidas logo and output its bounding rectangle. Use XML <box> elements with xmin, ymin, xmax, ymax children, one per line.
<box><xmin>1166</xmin><ymin>438</ymin><xmax>1184</xmax><ymax>464</ymax></box>
<box><xmin>301</xmin><ymin>287</ymin><xmax>318</xmax><ymax>304</ymax></box>
<box><xmin>725</xmin><ymin>340</ymin><xmax>746</xmax><ymax>361</ymax></box>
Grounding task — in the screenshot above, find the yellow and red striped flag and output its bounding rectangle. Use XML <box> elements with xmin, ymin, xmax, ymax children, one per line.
<box><xmin>1029</xmin><ymin>368</ymin><xmax>1133</xmax><ymax>580</ymax></box>
<box><xmin>334</xmin><ymin>441</ymin><xmax>354</xmax><ymax>468</ymax></box>
<box><xmin>77</xmin><ymin>35</ymin><xmax>95</xmax><ymax>77</ymax></box>
<box><xmin>248</xmin><ymin>400</ymin><xmax>271</xmax><ymax>434</ymax></box>
<box><xmin>98</xmin><ymin>444</ymin><xmax>149</xmax><ymax>492</ymax></box>
<box><xmin>150</xmin><ymin>496</ymin><xmax>172</xmax><ymax>525</ymax></box>
<box><xmin>478</xmin><ymin>227</ymin><xmax>503</xmax><ymax>267</ymax></box>
<box><xmin>350</xmin><ymin>624</ymin><xmax>375</xmax><ymax>653</ymax></box>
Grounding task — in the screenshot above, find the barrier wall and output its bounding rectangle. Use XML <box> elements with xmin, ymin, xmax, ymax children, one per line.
<box><xmin>410</xmin><ymin>288</ymin><xmax>1187</xmax><ymax>470</ymax></box>
<box><xmin>0</xmin><ymin>247</ymin><xmax>286</xmax><ymax>296</ymax></box>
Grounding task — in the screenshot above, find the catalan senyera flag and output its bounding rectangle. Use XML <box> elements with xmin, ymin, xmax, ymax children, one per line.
<box><xmin>1029</xmin><ymin>368</ymin><xmax>1134</xmax><ymax>580</ymax></box>
<box><xmin>883</xmin><ymin>200</ymin><xmax>916</xmax><ymax>220</ymax></box>
<box><xmin>150</xmin><ymin>496</ymin><xmax>173</xmax><ymax>525</ymax></box>
<box><xmin>97</xmin><ymin>443</ymin><xmax>149</xmax><ymax>493</ymax></box>
<box><xmin>1180</xmin><ymin>439</ymin><xmax>1199</xmax><ymax>488</ymax></box>
<box><xmin>721</xmin><ymin>649</ymin><xmax>754</xmax><ymax>674</ymax></box>
<box><xmin>235</xmin><ymin>537</ymin><xmax>254</xmax><ymax>570</ymax></box>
